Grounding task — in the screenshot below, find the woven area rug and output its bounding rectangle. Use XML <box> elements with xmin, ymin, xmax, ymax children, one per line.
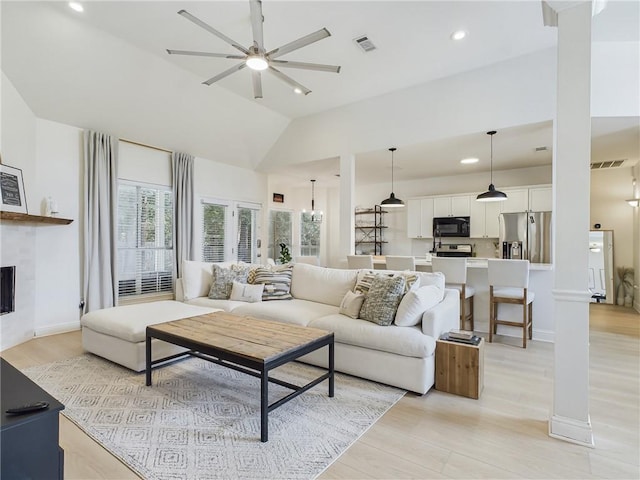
<box><xmin>24</xmin><ymin>354</ymin><xmax>404</xmax><ymax>480</ymax></box>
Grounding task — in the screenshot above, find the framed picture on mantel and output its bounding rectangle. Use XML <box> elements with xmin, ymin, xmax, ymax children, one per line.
<box><xmin>0</xmin><ymin>164</ymin><xmax>28</xmax><ymax>214</ymax></box>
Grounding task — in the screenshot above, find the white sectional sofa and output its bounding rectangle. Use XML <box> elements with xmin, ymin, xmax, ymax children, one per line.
<box><xmin>81</xmin><ymin>261</ymin><xmax>459</xmax><ymax>394</ymax></box>
<box><xmin>176</xmin><ymin>261</ymin><xmax>459</xmax><ymax>394</ymax></box>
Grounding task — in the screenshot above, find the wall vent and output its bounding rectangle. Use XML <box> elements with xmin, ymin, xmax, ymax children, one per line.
<box><xmin>535</xmin><ymin>146</ymin><xmax>548</xmax><ymax>152</ymax></box>
<box><xmin>354</xmin><ymin>35</ymin><xmax>377</xmax><ymax>53</ymax></box>
<box><xmin>590</xmin><ymin>160</ymin><xmax>627</xmax><ymax>169</ymax></box>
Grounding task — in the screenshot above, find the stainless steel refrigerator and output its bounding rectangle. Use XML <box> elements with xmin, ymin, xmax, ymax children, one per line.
<box><xmin>499</xmin><ymin>212</ymin><xmax>552</xmax><ymax>263</ymax></box>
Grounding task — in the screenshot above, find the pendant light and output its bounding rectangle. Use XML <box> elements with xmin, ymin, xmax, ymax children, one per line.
<box><xmin>476</xmin><ymin>130</ymin><xmax>507</xmax><ymax>202</ymax></box>
<box><xmin>303</xmin><ymin>179</ymin><xmax>323</xmax><ymax>223</ymax></box>
<box><xmin>380</xmin><ymin>147</ymin><xmax>404</xmax><ymax>208</ymax></box>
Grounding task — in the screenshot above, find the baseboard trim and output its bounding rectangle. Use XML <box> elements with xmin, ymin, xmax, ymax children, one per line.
<box><xmin>549</xmin><ymin>414</ymin><xmax>595</xmax><ymax>448</ymax></box>
<box><xmin>35</xmin><ymin>321</ymin><xmax>81</xmax><ymax>338</ymax></box>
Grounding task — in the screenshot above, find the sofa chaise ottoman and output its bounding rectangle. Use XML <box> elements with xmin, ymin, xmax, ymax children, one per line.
<box><xmin>81</xmin><ymin>300</ymin><xmax>219</xmax><ymax>371</ymax></box>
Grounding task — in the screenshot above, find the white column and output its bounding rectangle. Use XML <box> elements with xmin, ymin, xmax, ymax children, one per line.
<box><xmin>339</xmin><ymin>154</ymin><xmax>355</xmax><ymax>258</ymax></box>
<box><xmin>549</xmin><ymin>1</ymin><xmax>594</xmax><ymax>447</ymax></box>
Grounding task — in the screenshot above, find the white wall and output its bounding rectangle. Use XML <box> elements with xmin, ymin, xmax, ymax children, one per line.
<box><xmin>591</xmin><ymin>167</ymin><xmax>637</xmax><ymax>302</ymax></box>
<box><xmin>260</xmin><ymin>49</ymin><xmax>557</xmax><ymax>170</ymax></box>
<box><xmin>633</xmin><ymin>163</ymin><xmax>640</xmax><ymax>312</ymax></box>
<box><xmin>1</xmin><ymin>72</ymin><xmax>38</xmax><ymax>350</ymax></box>
<box><xmin>34</xmin><ymin>119</ymin><xmax>82</xmax><ymax>336</ymax></box>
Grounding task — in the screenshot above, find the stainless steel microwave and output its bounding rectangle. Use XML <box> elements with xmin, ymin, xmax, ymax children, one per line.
<box><xmin>433</xmin><ymin>216</ymin><xmax>470</xmax><ymax>237</ymax></box>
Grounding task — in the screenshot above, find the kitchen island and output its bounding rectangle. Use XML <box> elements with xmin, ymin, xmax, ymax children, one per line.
<box><xmin>372</xmin><ymin>257</ymin><xmax>555</xmax><ymax>343</ymax></box>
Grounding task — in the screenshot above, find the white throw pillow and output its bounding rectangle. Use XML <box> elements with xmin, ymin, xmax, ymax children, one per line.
<box><xmin>339</xmin><ymin>290</ymin><xmax>365</xmax><ymax>319</ymax></box>
<box><xmin>394</xmin><ymin>285</ymin><xmax>444</xmax><ymax>327</ymax></box>
<box><xmin>229</xmin><ymin>281</ymin><xmax>264</xmax><ymax>303</ymax></box>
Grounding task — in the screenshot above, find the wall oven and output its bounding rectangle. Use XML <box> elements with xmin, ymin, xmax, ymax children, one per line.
<box><xmin>433</xmin><ymin>216</ymin><xmax>470</xmax><ymax>237</ymax></box>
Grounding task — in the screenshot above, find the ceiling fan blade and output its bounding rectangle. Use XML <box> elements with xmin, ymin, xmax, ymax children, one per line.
<box><xmin>178</xmin><ymin>10</ymin><xmax>250</xmax><ymax>55</ymax></box>
<box><xmin>267</xmin><ymin>28</ymin><xmax>331</xmax><ymax>59</ymax></box>
<box><xmin>249</xmin><ymin>0</ymin><xmax>264</xmax><ymax>52</ymax></box>
<box><xmin>167</xmin><ymin>49</ymin><xmax>245</xmax><ymax>60</ymax></box>
<box><xmin>270</xmin><ymin>60</ymin><xmax>341</xmax><ymax>73</ymax></box>
<box><xmin>252</xmin><ymin>71</ymin><xmax>263</xmax><ymax>99</ymax></box>
<box><xmin>202</xmin><ymin>62</ymin><xmax>247</xmax><ymax>86</ymax></box>
<box><xmin>267</xmin><ymin>66</ymin><xmax>311</xmax><ymax>95</ymax></box>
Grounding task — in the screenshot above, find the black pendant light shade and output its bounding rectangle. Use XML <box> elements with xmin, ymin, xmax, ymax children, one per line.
<box><xmin>477</xmin><ymin>130</ymin><xmax>507</xmax><ymax>202</ymax></box>
<box><xmin>381</xmin><ymin>147</ymin><xmax>404</xmax><ymax>208</ymax></box>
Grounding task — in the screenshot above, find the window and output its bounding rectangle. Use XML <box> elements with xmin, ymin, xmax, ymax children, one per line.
<box><xmin>202</xmin><ymin>202</ymin><xmax>227</xmax><ymax>262</ymax></box>
<box><xmin>300</xmin><ymin>212</ymin><xmax>321</xmax><ymax>257</ymax></box>
<box><xmin>117</xmin><ymin>182</ymin><xmax>173</xmax><ymax>298</ymax></box>
<box><xmin>268</xmin><ymin>210</ymin><xmax>292</xmax><ymax>262</ymax></box>
<box><xmin>202</xmin><ymin>200</ymin><xmax>261</xmax><ymax>263</ymax></box>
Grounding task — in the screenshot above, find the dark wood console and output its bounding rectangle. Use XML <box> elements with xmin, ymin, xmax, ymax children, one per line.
<box><xmin>1</xmin><ymin>358</ymin><xmax>65</xmax><ymax>479</ymax></box>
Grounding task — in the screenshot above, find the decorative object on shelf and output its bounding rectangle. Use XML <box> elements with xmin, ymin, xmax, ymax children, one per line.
<box><xmin>380</xmin><ymin>147</ymin><xmax>404</xmax><ymax>208</ymax></box>
<box><xmin>278</xmin><ymin>243</ymin><xmax>292</xmax><ymax>264</ymax></box>
<box><xmin>45</xmin><ymin>196</ymin><xmax>59</xmax><ymax>217</ymax></box>
<box><xmin>303</xmin><ymin>179</ymin><xmax>323</xmax><ymax>223</ymax></box>
<box><xmin>0</xmin><ymin>164</ymin><xmax>28</xmax><ymax>214</ymax></box>
<box><xmin>476</xmin><ymin>131</ymin><xmax>507</xmax><ymax>202</ymax></box>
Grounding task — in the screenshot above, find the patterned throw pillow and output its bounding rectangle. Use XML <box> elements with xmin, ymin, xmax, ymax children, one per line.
<box><xmin>354</xmin><ymin>271</ymin><xmax>393</xmax><ymax>296</ymax></box>
<box><xmin>359</xmin><ymin>275</ymin><xmax>406</xmax><ymax>326</ymax></box>
<box><xmin>250</xmin><ymin>264</ymin><xmax>294</xmax><ymax>301</ymax></box>
<box><xmin>208</xmin><ymin>264</ymin><xmax>250</xmax><ymax>300</ymax></box>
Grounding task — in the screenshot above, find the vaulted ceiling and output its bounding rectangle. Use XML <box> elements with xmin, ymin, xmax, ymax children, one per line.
<box><xmin>2</xmin><ymin>1</ymin><xmax>638</xmax><ymax>184</ymax></box>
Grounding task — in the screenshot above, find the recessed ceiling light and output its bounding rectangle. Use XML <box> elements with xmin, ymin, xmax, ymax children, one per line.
<box><xmin>68</xmin><ymin>2</ymin><xmax>84</xmax><ymax>12</ymax></box>
<box><xmin>460</xmin><ymin>157</ymin><xmax>479</xmax><ymax>164</ymax></box>
<box><xmin>451</xmin><ymin>30</ymin><xmax>467</xmax><ymax>41</ymax></box>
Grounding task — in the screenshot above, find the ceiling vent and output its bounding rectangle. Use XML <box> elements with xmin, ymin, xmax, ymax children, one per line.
<box><xmin>353</xmin><ymin>35</ymin><xmax>377</xmax><ymax>53</ymax></box>
<box><xmin>590</xmin><ymin>159</ymin><xmax>627</xmax><ymax>169</ymax></box>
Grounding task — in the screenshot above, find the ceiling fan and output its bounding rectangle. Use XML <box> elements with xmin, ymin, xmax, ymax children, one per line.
<box><xmin>166</xmin><ymin>0</ymin><xmax>341</xmax><ymax>99</ymax></box>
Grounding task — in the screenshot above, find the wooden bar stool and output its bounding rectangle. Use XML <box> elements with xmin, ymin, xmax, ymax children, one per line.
<box><xmin>487</xmin><ymin>259</ymin><xmax>534</xmax><ymax>348</ymax></box>
<box><xmin>431</xmin><ymin>256</ymin><xmax>475</xmax><ymax>331</ymax></box>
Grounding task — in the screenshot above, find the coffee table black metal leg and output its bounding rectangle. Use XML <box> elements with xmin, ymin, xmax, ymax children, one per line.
<box><xmin>261</xmin><ymin>368</ymin><xmax>268</xmax><ymax>442</ymax></box>
<box><xmin>145</xmin><ymin>334</ymin><xmax>152</xmax><ymax>386</ymax></box>
<box><xmin>329</xmin><ymin>341</ymin><xmax>335</xmax><ymax>397</ymax></box>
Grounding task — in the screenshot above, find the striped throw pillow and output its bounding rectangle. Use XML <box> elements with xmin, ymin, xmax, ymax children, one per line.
<box><xmin>250</xmin><ymin>264</ymin><xmax>294</xmax><ymax>301</ymax></box>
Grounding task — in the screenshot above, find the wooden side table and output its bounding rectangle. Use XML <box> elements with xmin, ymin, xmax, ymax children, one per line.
<box><xmin>435</xmin><ymin>337</ymin><xmax>484</xmax><ymax>399</ymax></box>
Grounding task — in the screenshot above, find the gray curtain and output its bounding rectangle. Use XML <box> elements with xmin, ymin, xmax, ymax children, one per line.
<box><xmin>172</xmin><ymin>152</ymin><xmax>196</xmax><ymax>279</ymax></box>
<box><xmin>83</xmin><ymin>130</ymin><xmax>118</xmax><ymax>313</ymax></box>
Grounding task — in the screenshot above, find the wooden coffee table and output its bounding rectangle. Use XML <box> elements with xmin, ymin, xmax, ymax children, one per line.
<box><xmin>145</xmin><ymin>311</ymin><xmax>334</xmax><ymax>442</ymax></box>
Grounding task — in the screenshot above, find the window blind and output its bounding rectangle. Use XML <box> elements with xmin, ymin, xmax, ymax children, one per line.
<box><xmin>202</xmin><ymin>202</ymin><xmax>227</xmax><ymax>262</ymax></box>
<box><xmin>237</xmin><ymin>205</ymin><xmax>260</xmax><ymax>264</ymax></box>
<box><xmin>300</xmin><ymin>212</ymin><xmax>321</xmax><ymax>257</ymax></box>
<box><xmin>117</xmin><ymin>183</ymin><xmax>173</xmax><ymax>298</ymax></box>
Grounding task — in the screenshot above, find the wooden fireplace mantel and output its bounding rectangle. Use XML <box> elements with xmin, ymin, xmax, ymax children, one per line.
<box><xmin>0</xmin><ymin>211</ymin><xmax>73</xmax><ymax>225</ymax></box>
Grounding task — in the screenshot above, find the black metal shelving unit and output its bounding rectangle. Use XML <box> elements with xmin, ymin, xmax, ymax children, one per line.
<box><xmin>355</xmin><ymin>205</ymin><xmax>387</xmax><ymax>255</ymax></box>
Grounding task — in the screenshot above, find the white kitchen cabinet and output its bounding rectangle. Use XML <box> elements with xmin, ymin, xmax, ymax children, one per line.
<box><xmin>433</xmin><ymin>195</ymin><xmax>470</xmax><ymax>217</ymax></box>
<box><xmin>469</xmin><ymin>199</ymin><xmax>502</xmax><ymax>238</ymax></box>
<box><xmin>407</xmin><ymin>198</ymin><xmax>434</xmax><ymax>238</ymax></box>
<box><xmin>501</xmin><ymin>189</ymin><xmax>529</xmax><ymax>213</ymax></box>
<box><xmin>529</xmin><ymin>186</ymin><xmax>552</xmax><ymax>212</ymax></box>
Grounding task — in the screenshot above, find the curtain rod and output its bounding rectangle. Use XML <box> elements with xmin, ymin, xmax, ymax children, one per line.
<box><xmin>119</xmin><ymin>138</ymin><xmax>173</xmax><ymax>154</ymax></box>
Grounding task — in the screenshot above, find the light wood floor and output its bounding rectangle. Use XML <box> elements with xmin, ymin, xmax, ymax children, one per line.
<box><xmin>2</xmin><ymin>304</ymin><xmax>639</xmax><ymax>479</ymax></box>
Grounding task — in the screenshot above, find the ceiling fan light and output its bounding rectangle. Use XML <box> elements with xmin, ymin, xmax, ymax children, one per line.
<box><xmin>626</xmin><ymin>198</ymin><xmax>639</xmax><ymax>207</ymax></box>
<box><xmin>476</xmin><ymin>184</ymin><xmax>507</xmax><ymax>202</ymax></box>
<box><xmin>451</xmin><ymin>30</ymin><xmax>467</xmax><ymax>41</ymax></box>
<box><xmin>246</xmin><ymin>55</ymin><xmax>268</xmax><ymax>71</ymax></box>
<box><xmin>293</xmin><ymin>87</ymin><xmax>303</xmax><ymax>95</ymax></box>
